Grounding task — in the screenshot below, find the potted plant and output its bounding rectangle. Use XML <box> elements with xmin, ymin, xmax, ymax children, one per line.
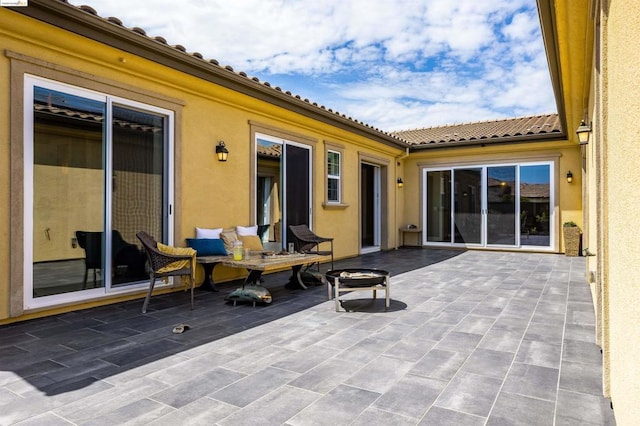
<box><xmin>563</xmin><ymin>221</ymin><xmax>581</xmax><ymax>256</ymax></box>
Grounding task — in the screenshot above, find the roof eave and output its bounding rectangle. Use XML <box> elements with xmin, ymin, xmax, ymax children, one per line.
<box><xmin>536</xmin><ymin>0</ymin><xmax>568</xmax><ymax>138</ymax></box>
<box><xmin>14</xmin><ymin>0</ymin><xmax>409</xmax><ymax>150</ymax></box>
<box><xmin>409</xmin><ymin>132</ymin><xmax>566</xmax><ymax>151</ymax></box>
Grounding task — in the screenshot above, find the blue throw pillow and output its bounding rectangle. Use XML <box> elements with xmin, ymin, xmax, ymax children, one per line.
<box><xmin>186</xmin><ymin>238</ymin><xmax>227</xmax><ymax>256</ymax></box>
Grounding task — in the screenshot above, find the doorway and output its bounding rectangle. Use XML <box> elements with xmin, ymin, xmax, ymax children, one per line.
<box><xmin>255</xmin><ymin>133</ymin><xmax>311</xmax><ymax>248</ymax></box>
<box><xmin>361</xmin><ymin>163</ymin><xmax>381</xmax><ymax>253</ymax></box>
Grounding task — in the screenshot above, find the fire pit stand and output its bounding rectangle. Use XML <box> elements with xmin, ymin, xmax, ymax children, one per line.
<box><xmin>325</xmin><ymin>268</ymin><xmax>390</xmax><ymax>312</ymax></box>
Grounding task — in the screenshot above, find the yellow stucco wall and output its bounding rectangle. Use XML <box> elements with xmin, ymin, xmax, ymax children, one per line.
<box><xmin>600</xmin><ymin>1</ymin><xmax>640</xmax><ymax>422</ymax></box>
<box><xmin>0</xmin><ymin>8</ymin><xmax>404</xmax><ymax>322</ymax></box>
<box><xmin>551</xmin><ymin>0</ymin><xmax>640</xmax><ymax>422</ymax></box>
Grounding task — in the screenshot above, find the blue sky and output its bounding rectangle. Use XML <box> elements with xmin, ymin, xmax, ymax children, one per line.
<box><xmin>71</xmin><ymin>0</ymin><xmax>556</xmax><ymax>132</ymax></box>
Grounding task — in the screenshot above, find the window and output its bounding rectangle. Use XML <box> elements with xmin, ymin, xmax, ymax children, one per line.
<box><xmin>327</xmin><ymin>149</ymin><xmax>341</xmax><ymax>203</ymax></box>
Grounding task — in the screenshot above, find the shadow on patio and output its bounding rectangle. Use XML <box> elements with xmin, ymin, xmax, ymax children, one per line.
<box><xmin>0</xmin><ymin>248</ymin><xmax>462</xmax><ymax>395</ymax></box>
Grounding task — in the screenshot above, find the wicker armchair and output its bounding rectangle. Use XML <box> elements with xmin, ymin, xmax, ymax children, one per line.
<box><xmin>136</xmin><ymin>231</ymin><xmax>195</xmax><ymax>313</ymax></box>
<box><xmin>289</xmin><ymin>224</ymin><xmax>334</xmax><ymax>271</ymax></box>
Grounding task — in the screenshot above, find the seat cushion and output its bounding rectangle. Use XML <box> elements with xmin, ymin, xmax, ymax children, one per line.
<box><xmin>186</xmin><ymin>238</ymin><xmax>227</xmax><ymax>256</ymax></box>
<box><xmin>156</xmin><ymin>243</ymin><xmax>196</xmax><ymax>273</ymax></box>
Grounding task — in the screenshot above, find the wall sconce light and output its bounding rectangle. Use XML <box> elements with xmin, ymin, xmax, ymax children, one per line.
<box><xmin>215</xmin><ymin>141</ymin><xmax>229</xmax><ymax>162</ymax></box>
<box><xmin>397</xmin><ymin>178</ymin><xmax>404</xmax><ymax>188</ymax></box>
<box><xmin>576</xmin><ymin>120</ymin><xmax>592</xmax><ymax>145</ymax></box>
<box><xmin>566</xmin><ymin>171</ymin><xmax>573</xmax><ymax>183</ymax></box>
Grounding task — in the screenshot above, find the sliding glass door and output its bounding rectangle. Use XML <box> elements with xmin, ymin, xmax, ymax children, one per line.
<box><xmin>423</xmin><ymin>162</ymin><xmax>553</xmax><ymax>249</ymax></box>
<box><xmin>486</xmin><ymin>166</ymin><xmax>517</xmax><ymax>245</ymax></box>
<box><xmin>453</xmin><ymin>168</ymin><xmax>482</xmax><ymax>244</ymax></box>
<box><xmin>255</xmin><ymin>133</ymin><xmax>312</xmax><ymax>249</ymax></box>
<box><xmin>26</xmin><ymin>76</ymin><xmax>173</xmax><ymax>307</ymax></box>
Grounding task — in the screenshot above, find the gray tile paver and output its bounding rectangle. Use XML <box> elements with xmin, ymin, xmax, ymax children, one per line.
<box><xmin>486</xmin><ymin>391</ymin><xmax>555</xmax><ymax>425</ymax></box>
<box><xmin>0</xmin><ymin>250</ymin><xmax>616</xmax><ymax>425</ymax></box>
<box><xmin>434</xmin><ymin>371</ymin><xmax>503</xmax><ymax>417</ymax></box>
<box><xmin>501</xmin><ymin>362</ymin><xmax>559</xmax><ymax>401</ymax></box>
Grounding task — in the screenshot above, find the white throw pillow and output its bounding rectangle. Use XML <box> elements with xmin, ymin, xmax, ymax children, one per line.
<box><xmin>195</xmin><ymin>227</ymin><xmax>223</xmax><ymax>239</ymax></box>
<box><xmin>236</xmin><ymin>225</ymin><xmax>258</xmax><ymax>236</ymax></box>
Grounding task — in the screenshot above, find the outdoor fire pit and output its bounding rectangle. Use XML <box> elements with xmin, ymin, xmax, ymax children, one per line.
<box><xmin>325</xmin><ymin>268</ymin><xmax>390</xmax><ymax>312</ymax></box>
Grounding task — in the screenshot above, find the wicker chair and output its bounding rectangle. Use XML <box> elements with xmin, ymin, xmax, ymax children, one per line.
<box><xmin>289</xmin><ymin>224</ymin><xmax>334</xmax><ymax>271</ymax></box>
<box><xmin>136</xmin><ymin>231</ymin><xmax>195</xmax><ymax>313</ymax></box>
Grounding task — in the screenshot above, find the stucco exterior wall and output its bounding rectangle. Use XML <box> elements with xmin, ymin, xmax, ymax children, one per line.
<box><xmin>601</xmin><ymin>1</ymin><xmax>640</xmax><ymax>422</ymax></box>
<box><xmin>0</xmin><ymin>9</ymin><xmax>403</xmax><ymax>322</ymax></box>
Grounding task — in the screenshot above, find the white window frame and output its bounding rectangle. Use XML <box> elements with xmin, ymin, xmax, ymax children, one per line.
<box><xmin>327</xmin><ymin>149</ymin><xmax>342</xmax><ymax>203</ymax></box>
<box><xmin>23</xmin><ymin>74</ymin><xmax>175</xmax><ymax>310</ymax></box>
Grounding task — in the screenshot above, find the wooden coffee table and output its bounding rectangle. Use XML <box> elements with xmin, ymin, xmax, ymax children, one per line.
<box><xmin>223</xmin><ymin>253</ymin><xmax>332</xmax><ymax>289</ymax></box>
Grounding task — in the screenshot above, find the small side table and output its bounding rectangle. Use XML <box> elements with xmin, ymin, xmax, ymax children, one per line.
<box><xmin>399</xmin><ymin>227</ymin><xmax>422</xmax><ymax>247</ymax></box>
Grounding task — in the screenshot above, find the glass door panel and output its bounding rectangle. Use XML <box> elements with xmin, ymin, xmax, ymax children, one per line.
<box><xmin>284</xmin><ymin>143</ymin><xmax>311</xmax><ymax>246</ymax></box>
<box><xmin>520</xmin><ymin>164</ymin><xmax>551</xmax><ymax>247</ymax></box>
<box><xmin>255</xmin><ymin>135</ymin><xmax>311</xmax><ymax>248</ymax></box>
<box><xmin>487</xmin><ymin>166</ymin><xmax>517</xmax><ymax>245</ymax></box>
<box><xmin>453</xmin><ymin>168</ymin><xmax>482</xmax><ymax>244</ymax></box>
<box><xmin>426</xmin><ymin>170</ymin><xmax>451</xmax><ymax>242</ymax></box>
<box><xmin>32</xmin><ymin>86</ymin><xmax>106</xmax><ymax>297</ymax></box>
<box><xmin>111</xmin><ymin>105</ymin><xmax>166</xmax><ymax>286</ymax></box>
<box><xmin>257</xmin><ymin>138</ymin><xmax>282</xmax><ymax>247</ymax></box>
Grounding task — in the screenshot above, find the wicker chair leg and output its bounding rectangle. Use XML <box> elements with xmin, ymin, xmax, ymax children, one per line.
<box><xmin>141</xmin><ymin>276</ymin><xmax>156</xmax><ymax>313</ymax></box>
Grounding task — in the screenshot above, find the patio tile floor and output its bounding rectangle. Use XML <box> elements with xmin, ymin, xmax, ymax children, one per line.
<box><xmin>0</xmin><ymin>249</ymin><xmax>616</xmax><ymax>425</ymax></box>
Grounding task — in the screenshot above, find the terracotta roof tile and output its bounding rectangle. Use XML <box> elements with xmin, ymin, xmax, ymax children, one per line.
<box><xmin>257</xmin><ymin>142</ymin><xmax>282</xmax><ymax>158</ymax></box>
<box><xmin>392</xmin><ymin>114</ymin><xmax>562</xmax><ymax>148</ymax></box>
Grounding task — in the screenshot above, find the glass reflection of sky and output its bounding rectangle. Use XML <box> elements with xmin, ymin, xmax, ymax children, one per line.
<box><xmin>257</xmin><ymin>139</ymin><xmax>280</xmax><ymax>148</ymax></box>
<box><xmin>489</xmin><ymin>166</ymin><xmax>515</xmax><ymax>181</ymax></box>
<box><xmin>34</xmin><ymin>86</ymin><xmax>104</xmax><ymax>115</ymax></box>
<box><xmin>521</xmin><ymin>165</ymin><xmax>550</xmax><ymax>184</ymax></box>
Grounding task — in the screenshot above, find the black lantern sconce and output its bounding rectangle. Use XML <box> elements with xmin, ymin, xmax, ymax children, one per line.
<box><xmin>576</xmin><ymin>120</ymin><xmax>592</xmax><ymax>145</ymax></box>
<box><xmin>566</xmin><ymin>171</ymin><xmax>573</xmax><ymax>184</ymax></box>
<box><xmin>397</xmin><ymin>178</ymin><xmax>404</xmax><ymax>188</ymax></box>
<box><xmin>215</xmin><ymin>141</ymin><xmax>229</xmax><ymax>162</ymax></box>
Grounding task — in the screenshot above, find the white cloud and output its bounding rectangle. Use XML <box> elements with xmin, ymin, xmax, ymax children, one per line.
<box><xmin>70</xmin><ymin>0</ymin><xmax>556</xmax><ymax>131</ymax></box>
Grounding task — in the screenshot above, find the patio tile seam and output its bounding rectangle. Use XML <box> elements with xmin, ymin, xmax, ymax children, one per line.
<box><xmin>484</xmin><ymin>272</ymin><xmax>566</xmax><ymax>423</ymax></box>
<box><xmin>553</xmin><ymin>258</ymin><xmax>590</xmax><ymax>422</ymax></box>
<box><xmin>366</xmin><ymin>403</ymin><xmax>429</xmax><ymax>422</ymax></box>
